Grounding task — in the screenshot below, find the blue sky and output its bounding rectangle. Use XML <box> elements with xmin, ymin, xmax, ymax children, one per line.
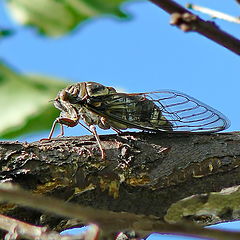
<box><xmin>0</xmin><ymin>0</ymin><xmax>239</xmax><ymax>239</ymax></box>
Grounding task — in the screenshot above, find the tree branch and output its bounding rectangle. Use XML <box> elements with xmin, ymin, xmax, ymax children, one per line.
<box><xmin>186</xmin><ymin>4</ymin><xmax>240</xmax><ymax>24</ymax></box>
<box><xmin>0</xmin><ymin>132</ymin><xmax>240</xmax><ymax>237</ymax></box>
<box><xmin>148</xmin><ymin>0</ymin><xmax>240</xmax><ymax>55</ymax></box>
<box><xmin>1</xmin><ymin>184</ymin><xmax>240</xmax><ymax>240</ymax></box>
<box><xmin>0</xmin><ymin>213</ymin><xmax>92</xmax><ymax>240</ymax></box>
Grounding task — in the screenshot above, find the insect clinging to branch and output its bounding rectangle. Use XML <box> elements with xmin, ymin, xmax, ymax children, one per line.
<box><xmin>46</xmin><ymin>82</ymin><xmax>230</xmax><ymax>159</ymax></box>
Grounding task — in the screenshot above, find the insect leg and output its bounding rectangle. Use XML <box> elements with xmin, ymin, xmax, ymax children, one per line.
<box><xmin>40</xmin><ymin>118</ymin><xmax>61</xmax><ymax>141</ymax></box>
<box><xmin>48</xmin><ymin>118</ymin><xmax>65</xmax><ymax>139</ymax></box>
<box><xmin>47</xmin><ymin>118</ymin><xmax>59</xmax><ymax>139</ymax></box>
<box><xmin>79</xmin><ymin>121</ymin><xmax>93</xmax><ymax>134</ymax></box>
<box><xmin>111</xmin><ymin>127</ymin><xmax>123</xmax><ymax>135</ymax></box>
<box><xmin>89</xmin><ymin>125</ymin><xmax>106</xmax><ymax>160</ymax></box>
<box><xmin>56</xmin><ymin>124</ymin><xmax>64</xmax><ymax>138</ymax></box>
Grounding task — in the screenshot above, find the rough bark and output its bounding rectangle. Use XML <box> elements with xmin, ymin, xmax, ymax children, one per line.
<box><xmin>0</xmin><ymin>131</ymin><xmax>240</xmax><ymax>234</ymax></box>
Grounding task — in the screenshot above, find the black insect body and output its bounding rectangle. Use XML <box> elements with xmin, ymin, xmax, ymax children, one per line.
<box><xmin>47</xmin><ymin>82</ymin><xmax>230</xmax><ymax>159</ymax></box>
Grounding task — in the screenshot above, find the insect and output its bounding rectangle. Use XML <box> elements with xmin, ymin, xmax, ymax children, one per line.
<box><xmin>47</xmin><ymin>82</ymin><xmax>230</xmax><ymax>159</ymax></box>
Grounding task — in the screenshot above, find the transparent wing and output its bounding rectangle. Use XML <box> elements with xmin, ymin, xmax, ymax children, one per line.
<box><xmin>86</xmin><ymin>90</ymin><xmax>230</xmax><ymax>133</ymax></box>
<box><xmin>138</xmin><ymin>90</ymin><xmax>230</xmax><ymax>132</ymax></box>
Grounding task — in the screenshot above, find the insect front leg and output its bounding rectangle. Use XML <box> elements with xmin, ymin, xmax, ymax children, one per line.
<box><xmin>42</xmin><ymin>117</ymin><xmax>78</xmax><ymax>141</ymax></box>
<box><xmin>48</xmin><ymin>118</ymin><xmax>65</xmax><ymax>139</ymax></box>
<box><xmin>56</xmin><ymin>123</ymin><xmax>65</xmax><ymax>138</ymax></box>
<box><xmin>89</xmin><ymin>125</ymin><xmax>106</xmax><ymax>160</ymax></box>
<box><xmin>40</xmin><ymin>118</ymin><xmax>60</xmax><ymax>141</ymax></box>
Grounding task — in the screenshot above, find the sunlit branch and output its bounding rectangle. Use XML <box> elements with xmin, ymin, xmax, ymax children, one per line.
<box><xmin>187</xmin><ymin>4</ymin><xmax>240</xmax><ymax>24</ymax></box>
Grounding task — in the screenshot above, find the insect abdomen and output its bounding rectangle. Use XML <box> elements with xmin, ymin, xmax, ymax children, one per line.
<box><xmin>103</xmin><ymin>94</ymin><xmax>172</xmax><ymax>131</ymax></box>
<box><xmin>135</xmin><ymin>97</ymin><xmax>172</xmax><ymax>130</ymax></box>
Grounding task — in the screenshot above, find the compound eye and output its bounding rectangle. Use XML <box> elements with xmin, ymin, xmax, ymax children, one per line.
<box><xmin>59</xmin><ymin>89</ymin><xmax>79</xmax><ymax>104</ymax></box>
<box><xmin>63</xmin><ymin>91</ymin><xmax>82</xmax><ymax>104</ymax></box>
<box><xmin>59</xmin><ymin>90</ymin><xmax>69</xmax><ymax>101</ymax></box>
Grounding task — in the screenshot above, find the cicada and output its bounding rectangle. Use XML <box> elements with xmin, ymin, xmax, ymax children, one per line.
<box><xmin>47</xmin><ymin>82</ymin><xmax>230</xmax><ymax>159</ymax></box>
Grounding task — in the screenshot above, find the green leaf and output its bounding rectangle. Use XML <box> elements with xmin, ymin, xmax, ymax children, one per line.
<box><xmin>5</xmin><ymin>0</ymin><xmax>129</xmax><ymax>37</ymax></box>
<box><xmin>0</xmin><ymin>61</ymin><xmax>68</xmax><ymax>138</ymax></box>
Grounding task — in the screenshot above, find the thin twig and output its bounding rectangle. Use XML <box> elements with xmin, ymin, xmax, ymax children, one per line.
<box><xmin>148</xmin><ymin>0</ymin><xmax>240</xmax><ymax>55</ymax></box>
<box><xmin>1</xmin><ymin>183</ymin><xmax>240</xmax><ymax>239</ymax></box>
<box><xmin>187</xmin><ymin>4</ymin><xmax>240</xmax><ymax>24</ymax></box>
<box><xmin>0</xmin><ymin>214</ymin><xmax>92</xmax><ymax>240</ymax></box>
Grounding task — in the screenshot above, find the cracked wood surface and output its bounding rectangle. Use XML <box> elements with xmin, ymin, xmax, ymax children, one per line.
<box><xmin>0</xmin><ymin>131</ymin><xmax>240</xmax><ymax>230</ymax></box>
